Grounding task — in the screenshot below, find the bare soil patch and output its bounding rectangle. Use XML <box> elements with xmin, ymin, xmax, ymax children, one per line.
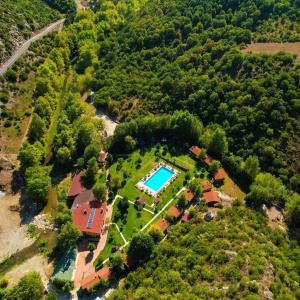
<box><xmin>243</xmin><ymin>42</ymin><xmax>300</xmax><ymax>62</ymax></box>
<box><xmin>5</xmin><ymin>254</ymin><xmax>53</xmax><ymax>287</ymax></box>
<box><xmin>0</xmin><ymin>194</ymin><xmax>33</xmax><ymax>262</ymax></box>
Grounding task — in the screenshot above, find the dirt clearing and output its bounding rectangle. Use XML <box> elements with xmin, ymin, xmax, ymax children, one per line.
<box><xmin>243</xmin><ymin>42</ymin><xmax>300</xmax><ymax>62</ymax></box>
<box><xmin>0</xmin><ymin>194</ymin><xmax>33</xmax><ymax>262</ymax></box>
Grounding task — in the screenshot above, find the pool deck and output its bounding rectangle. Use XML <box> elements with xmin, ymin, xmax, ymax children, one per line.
<box><xmin>136</xmin><ymin>162</ymin><xmax>179</xmax><ymax>198</ymax></box>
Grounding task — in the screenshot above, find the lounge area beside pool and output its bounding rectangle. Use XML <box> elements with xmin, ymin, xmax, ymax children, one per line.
<box><xmin>136</xmin><ymin>163</ymin><xmax>179</xmax><ymax>197</ymax></box>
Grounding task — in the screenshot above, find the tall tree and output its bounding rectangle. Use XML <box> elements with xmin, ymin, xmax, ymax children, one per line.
<box><xmin>208</xmin><ymin>128</ymin><xmax>228</xmax><ymax>159</ymax></box>
<box><xmin>25</xmin><ymin>166</ymin><xmax>51</xmax><ymax>203</ymax></box>
<box><xmin>246</xmin><ymin>173</ymin><xmax>288</xmax><ymax>207</ymax></box>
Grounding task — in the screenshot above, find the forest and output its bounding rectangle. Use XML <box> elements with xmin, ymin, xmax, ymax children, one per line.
<box><xmin>0</xmin><ymin>0</ymin><xmax>60</xmax><ymax>63</ymax></box>
<box><xmin>0</xmin><ymin>0</ymin><xmax>300</xmax><ymax>298</ymax></box>
<box><xmin>109</xmin><ymin>206</ymin><xmax>300</xmax><ymax>299</ymax></box>
<box><xmin>86</xmin><ymin>0</ymin><xmax>300</xmax><ymax>194</ymax></box>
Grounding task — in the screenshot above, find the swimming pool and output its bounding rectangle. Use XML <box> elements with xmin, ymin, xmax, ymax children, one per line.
<box><xmin>144</xmin><ymin>166</ymin><xmax>175</xmax><ymax>192</ymax></box>
<box><xmin>136</xmin><ymin>164</ymin><xmax>179</xmax><ymax>197</ymax></box>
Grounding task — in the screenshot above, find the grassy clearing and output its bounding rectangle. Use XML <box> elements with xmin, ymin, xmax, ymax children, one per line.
<box><xmin>242</xmin><ymin>42</ymin><xmax>300</xmax><ymax>62</ymax></box>
<box><xmin>113</xmin><ymin>198</ymin><xmax>153</xmax><ymax>240</ymax></box>
<box><xmin>109</xmin><ymin>146</ymin><xmax>198</xmax><ymax>210</ymax></box>
<box><xmin>94</xmin><ymin>224</ymin><xmax>124</xmax><ymax>267</ymax></box>
<box><xmin>220</xmin><ymin>169</ymin><xmax>246</xmax><ymax>201</ymax></box>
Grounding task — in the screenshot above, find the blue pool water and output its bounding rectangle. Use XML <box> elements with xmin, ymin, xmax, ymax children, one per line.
<box><xmin>143</xmin><ymin>167</ymin><xmax>175</xmax><ymax>192</ymax></box>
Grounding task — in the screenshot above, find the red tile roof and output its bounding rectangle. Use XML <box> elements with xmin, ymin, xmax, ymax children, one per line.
<box><xmin>154</xmin><ymin>219</ymin><xmax>170</xmax><ymax>233</ymax></box>
<box><xmin>72</xmin><ymin>191</ymin><xmax>107</xmax><ymax>236</ymax></box>
<box><xmin>203</xmin><ymin>191</ymin><xmax>221</xmax><ymax>205</ymax></box>
<box><xmin>80</xmin><ymin>267</ymin><xmax>113</xmax><ymax>291</ymax></box>
<box><xmin>98</xmin><ymin>150</ymin><xmax>107</xmax><ymax>163</ymax></box>
<box><xmin>202</xmin><ymin>180</ymin><xmax>212</xmax><ymax>192</ymax></box>
<box><xmin>214</xmin><ymin>168</ymin><xmax>225</xmax><ymax>181</ymax></box>
<box><xmin>68</xmin><ymin>172</ymin><xmax>86</xmax><ymax>197</ymax></box>
<box><xmin>189</xmin><ymin>146</ymin><xmax>201</xmax><ymax>156</ymax></box>
<box><xmin>181</xmin><ymin>212</ymin><xmax>190</xmax><ymax>222</ymax></box>
<box><xmin>168</xmin><ymin>206</ymin><xmax>183</xmax><ymax>219</ymax></box>
<box><xmin>204</xmin><ymin>155</ymin><xmax>214</xmax><ymax>166</ymax></box>
<box><xmin>183</xmin><ymin>189</ymin><xmax>195</xmax><ymax>202</ymax></box>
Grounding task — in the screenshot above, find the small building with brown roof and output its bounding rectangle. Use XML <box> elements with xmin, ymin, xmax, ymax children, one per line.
<box><xmin>183</xmin><ymin>189</ymin><xmax>195</xmax><ymax>203</ymax></box>
<box><xmin>154</xmin><ymin>218</ymin><xmax>170</xmax><ymax>234</ymax></box>
<box><xmin>189</xmin><ymin>146</ymin><xmax>201</xmax><ymax>157</ymax></box>
<box><xmin>80</xmin><ymin>267</ymin><xmax>114</xmax><ymax>292</ymax></box>
<box><xmin>135</xmin><ymin>197</ymin><xmax>146</xmax><ymax>206</ymax></box>
<box><xmin>167</xmin><ymin>206</ymin><xmax>183</xmax><ymax>219</ymax></box>
<box><xmin>204</xmin><ymin>155</ymin><xmax>214</xmax><ymax>166</ymax></box>
<box><xmin>68</xmin><ymin>172</ymin><xmax>86</xmax><ymax>198</ymax></box>
<box><xmin>97</xmin><ymin>150</ymin><xmax>107</xmax><ymax>163</ymax></box>
<box><xmin>202</xmin><ymin>180</ymin><xmax>212</xmax><ymax>192</ymax></box>
<box><xmin>214</xmin><ymin>168</ymin><xmax>225</xmax><ymax>182</ymax></box>
<box><xmin>203</xmin><ymin>191</ymin><xmax>221</xmax><ymax>206</ymax></box>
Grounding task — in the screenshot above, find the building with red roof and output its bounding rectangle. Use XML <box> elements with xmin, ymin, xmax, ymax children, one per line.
<box><xmin>203</xmin><ymin>191</ymin><xmax>221</xmax><ymax>206</ymax></box>
<box><xmin>168</xmin><ymin>206</ymin><xmax>183</xmax><ymax>219</ymax></box>
<box><xmin>80</xmin><ymin>267</ymin><xmax>114</xmax><ymax>291</ymax></box>
<box><xmin>214</xmin><ymin>168</ymin><xmax>225</xmax><ymax>182</ymax></box>
<box><xmin>181</xmin><ymin>212</ymin><xmax>190</xmax><ymax>223</ymax></box>
<box><xmin>72</xmin><ymin>190</ymin><xmax>107</xmax><ymax>236</ymax></box>
<box><xmin>154</xmin><ymin>219</ymin><xmax>170</xmax><ymax>234</ymax></box>
<box><xmin>204</xmin><ymin>155</ymin><xmax>214</xmax><ymax>166</ymax></box>
<box><xmin>189</xmin><ymin>146</ymin><xmax>201</xmax><ymax>157</ymax></box>
<box><xmin>68</xmin><ymin>172</ymin><xmax>86</xmax><ymax>198</ymax></box>
<box><xmin>183</xmin><ymin>189</ymin><xmax>195</xmax><ymax>203</ymax></box>
<box><xmin>202</xmin><ymin>180</ymin><xmax>212</xmax><ymax>192</ymax></box>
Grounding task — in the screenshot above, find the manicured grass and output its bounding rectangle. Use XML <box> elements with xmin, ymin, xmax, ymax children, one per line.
<box><xmin>94</xmin><ymin>224</ymin><xmax>124</xmax><ymax>267</ymax></box>
<box><xmin>113</xmin><ymin>198</ymin><xmax>153</xmax><ymax>240</ymax></box>
<box><xmin>109</xmin><ymin>147</ymin><xmax>198</xmax><ymax>210</ymax></box>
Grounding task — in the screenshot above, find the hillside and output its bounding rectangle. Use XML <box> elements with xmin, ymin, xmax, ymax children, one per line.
<box><xmin>110</xmin><ymin>206</ymin><xmax>300</xmax><ymax>299</ymax></box>
<box><xmin>87</xmin><ymin>0</ymin><xmax>300</xmax><ymax>192</ymax></box>
<box><xmin>0</xmin><ymin>0</ymin><xmax>60</xmax><ymax>64</ymax></box>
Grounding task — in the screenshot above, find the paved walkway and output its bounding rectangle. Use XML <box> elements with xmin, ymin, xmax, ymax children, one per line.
<box><xmin>141</xmin><ymin>187</ymin><xmax>185</xmax><ymax>232</ymax></box>
<box><xmin>110</xmin><ymin>223</ymin><xmax>127</xmax><ymax>244</ymax></box>
<box><xmin>128</xmin><ymin>200</ymin><xmax>154</xmax><ymax>215</ymax></box>
<box><xmin>73</xmin><ymin>204</ymin><xmax>113</xmax><ymax>288</ymax></box>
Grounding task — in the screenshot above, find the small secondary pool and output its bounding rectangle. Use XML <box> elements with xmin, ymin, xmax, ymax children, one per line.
<box><xmin>143</xmin><ymin>166</ymin><xmax>175</xmax><ymax>193</ymax></box>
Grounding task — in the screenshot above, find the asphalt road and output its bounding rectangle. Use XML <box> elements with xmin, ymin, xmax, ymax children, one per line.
<box><xmin>0</xmin><ymin>19</ymin><xmax>65</xmax><ymax>75</ymax></box>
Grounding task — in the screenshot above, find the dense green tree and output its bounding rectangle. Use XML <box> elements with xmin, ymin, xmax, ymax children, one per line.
<box><xmin>84</xmin><ymin>157</ymin><xmax>98</xmax><ymax>187</ymax></box>
<box><xmin>56</xmin><ymin>146</ymin><xmax>72</xmax><ymax>166</ymax></box>
<box><xmin>209</xmin><ymin>160</ymin><xmax>221</xmax><ymax>174</ymax></box>
<box><xmin>28</xmin><ymin>113</ymin><xmax>47</xmax><ymax>143</ymax></box>
<box><xmin>110</xmin><ymin>252</ymin><xmax>125</xmax><ymax>275</ymax></box>
<box><xmin>286</xmin><ymin>193</ymin><xmax>300</xmax><ymax>228</ymax></box>
<box><xmin>18</xmin><ymin>141</ymin><xmax>45</xmax><ymax>170</ymax></box>
<box><xmin>177</xmin><ymin>193</ymin><xmax>188</xmax><ymax>209</ymax></box>
<box><xmin>128</xmin><ymin>233</ymin><xmax>154</xmax><ymax>263</ymax></box>
<box><xmin>57</xmin><ymin>223</ymin><xmax>82</xmax><ymax>250</ymax></box>
<box><xmin>25</xmin><ymin>166</ymin><xmax>51</xmax><ymax>203</ymax></box>
<box><xmin>75</xmin><ymin>122</ymin><xmax>96</xmax><ymax>153</ymax></box>
<box><xmin>92</xmin><ymin>182</ymin><xmax>107</xmax><ymax>203</ymax></box>
<box><xmin>208</xmin><ymin>129</ymin><xmax>228</xmax><ymax>159</ymax></box>
<box><xmin>5</xmin><ymin>272</ymin><xmax>44</xmax><ymax>300</ymax></box>
<box><xmin>246</xmin><ymin>173</ymin><xmax>288</xmax><ymax>206</ymax></box>
<box><xmin>244</xmin><ymin>156</ymin><xmax>260</xmax><ymax>179</ymax></box>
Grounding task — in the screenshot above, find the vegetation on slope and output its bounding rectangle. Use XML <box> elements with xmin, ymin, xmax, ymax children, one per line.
<box><xmin>0</xmin><ymin>0</ymin><xmax>61</xmax><ymax>63</ymax></box>
<box><xmin>110</xmin><ymin>206</ymin><xmax>300</xmax><ymax>299</ymax></box>
<box><xmin>80</xmin><ymin>0</ymin><xmax>300</xmax><ymax>193</ymax></box>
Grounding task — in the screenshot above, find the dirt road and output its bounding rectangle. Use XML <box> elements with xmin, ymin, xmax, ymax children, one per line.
<box><xmin>0</xmin><ymin>19</ymin><xmax>64</xmax><ymax>75</ymax></box>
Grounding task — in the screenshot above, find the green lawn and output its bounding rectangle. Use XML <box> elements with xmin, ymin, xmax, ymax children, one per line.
<box><xmin>109</xmin><ymin>147</ymin><xmax>198</xmax><ymax>210</ymax></box>
<box><xmin>113</xmin><ymin>198</ymin><xmax>153</xmax><ymax>240</ymax></box>
<box><xmin>94</xmin><ymin>223</ymin><xmax>124</xmax><ymax>268</ymax></box>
